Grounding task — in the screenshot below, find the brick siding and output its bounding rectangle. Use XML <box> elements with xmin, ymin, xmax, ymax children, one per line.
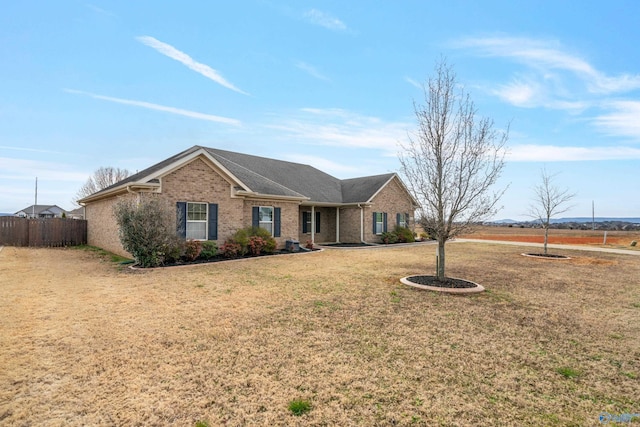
<box><xmin>85</xmin><ymin>156</ymin><xmax>303</xmax><ymax>255</ymax></box>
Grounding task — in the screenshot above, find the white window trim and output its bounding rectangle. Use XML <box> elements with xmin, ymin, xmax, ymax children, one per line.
<box><xmin>186</xmin><ymin>202</ymin><xmax>208</xmax><ymax>240</ymax></box>
<box><xmin>375</xmin><ymin>212</ymin><xmax>384</xmax><ymax>235</ymax></box>
<box><xmin>399</xmin><ymin>213</ymin><xmax>408</xmax><ymax>228</ymax></box>
<box><xmin>259</xmin><ymin>206</ymin><xmax>274</xmax><ymax>235</ymax></box>
<box><xmin>303</xmin><ymin>211</ymin><xmax>312</xmax><ymax>234</ymax></box>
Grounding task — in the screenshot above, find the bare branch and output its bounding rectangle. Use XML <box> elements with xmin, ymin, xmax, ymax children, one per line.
<box><xmin>527</xmin><ymin>168</ymin><xmax>576</xmax><ymax>254</ymax></box>
<box><xmin>398</xmin><ymin>58</ymin><xmax>509</xmax><ymax>279</ymax></box>
<box><xmin>74</xmin><ymin>166</ymin><xmax>131</xmax><ymax>205</ymax></box>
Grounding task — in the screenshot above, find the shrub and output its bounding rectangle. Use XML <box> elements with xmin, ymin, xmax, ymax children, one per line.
<box><xmin>232</xmin><ymin>226</ymin><xmax>277</xmax><ymax>255</ymax></box>
<box><xmin>394</xmin><ymin>226</ymin><xmax>415</xmax><ymax>243</ymax></box>
<box><xmin>248</xmin><ymin>236</ymin><xmax>267</xmax><ymax>255</ymax></box>
<box><xmin>199</xmin><ymin>241</ymin><xmax>218</xmax><ymax>259</ymax></box>
<box><xmin>380</xmin><ymin>231</ymin><xmax>398</xmax><ymax>244</ymax></box>
<box><xmin>232</xmin><ymin>228</ymin><xmax>250</xmax><ymax>255</ymax></box>
<box><xmin>248</xmin><ymin>226</ymin><xmax>276</xmax><ymax>253</ymax></box>
<box><xmin>183</xmin><ymin>239</ymin><xmax>203</xmax><ymax>261</ymax></box>
<box><xmin>380</xmin><ymin>226</ymin><xmax>416</xmax><ymax>244</ymax></box>
<box><xmin>113</xmin><ymin>194</ymin><xmax>177</xmax><ymax>268</ymax></box>
<box><xmin>220</xmin><ymin>239</ymin><xmax>242</xmax><ymax>258</ymax></box>
<box><xmin>162</xmin><ymin>236</ymin><xmax>184</xmax><ymax>264</ymax></box>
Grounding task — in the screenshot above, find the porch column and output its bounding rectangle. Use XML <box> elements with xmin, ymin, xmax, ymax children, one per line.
<box><xmin>336</xmin><ymin>207</ymin><xmax>340</xmax><ymax>243</ymax></box>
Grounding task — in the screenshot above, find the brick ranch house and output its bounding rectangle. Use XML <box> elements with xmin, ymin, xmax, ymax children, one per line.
<box><xmin>79</xmin><ymin>145</ymin><xmax>419</xmax><ymax>257</ymax></box>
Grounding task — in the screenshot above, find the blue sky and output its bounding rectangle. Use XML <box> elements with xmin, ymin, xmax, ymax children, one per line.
<box><xmin>2</xmin><ymin>1</ymin><xmax>639</xmax><ymax>220</ymax></box>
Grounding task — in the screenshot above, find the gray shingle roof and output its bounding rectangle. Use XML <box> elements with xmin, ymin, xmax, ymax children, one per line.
<box><xmin>204</xmin><ymin>147</ymin><xmax>343</xmax><ymax>202</ymax></box>
<box><xmin>341</xmin><ymin>174</ymin><xmax>395</xmax><ymax>203</ymax></box>
<box><xmin>84</xmin><ymin>145</ymin><xmax>399</xmax><ymax>205</ymax></box>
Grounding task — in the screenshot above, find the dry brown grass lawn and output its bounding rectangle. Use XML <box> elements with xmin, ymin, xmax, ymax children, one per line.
<box><xmin>1</xmin><ymin>243</ymin><xmax>639</xmax><ymax>426</ymax></box>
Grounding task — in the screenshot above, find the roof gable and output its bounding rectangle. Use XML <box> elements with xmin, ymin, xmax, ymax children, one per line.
<box><xmin>341</xmin><ymin>173</ymin><xmax>396</xmax><ymax>203</ymax></box>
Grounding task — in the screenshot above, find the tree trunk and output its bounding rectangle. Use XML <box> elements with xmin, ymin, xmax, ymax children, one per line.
<box><xmin>543</xmin><ymin>226</ymin><xmax>549</xmax><ymax>255</ymax></box>
<box><xmin>436</xmin><ymin>239</ymin><xmax>446</xmax><ymax>280</ymax></box>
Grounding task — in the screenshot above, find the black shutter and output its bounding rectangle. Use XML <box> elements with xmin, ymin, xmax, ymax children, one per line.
<box><xmin>176</xmin><ymin>202</ymin><xmax>186</xmax><ymax>239</ymax></box>
<box><xmin>383</xmin><ymin>212</ymin><xmax>388</xmax><ymax>232</ymax></box>
<box><xmin>274</xmin><ymin>207</ymin><xmax>281</xmax><ymax>237</ymax></box>
<box><xmin>372</xmin><ymin>212</ymin><xmax>377</xmax><ymax>234</ymax></box>
<box><xmin>252</xmin><ymin>206</ymin><xmax>259</xmax><ymax>228</ymax></box>
<box><xmin>208</xmin><ymin>203</ymin><xmax>218</xmax><ymax>240</ymax></box>
<box><xmin>302</xmin><ymin>212</ymin><xmax>310</xmax><ymax>233</ymax></box>
<box><xmin>315</xmin><ymin>211</ymin><xmax>321</xmax><ymax>233</ymax></box>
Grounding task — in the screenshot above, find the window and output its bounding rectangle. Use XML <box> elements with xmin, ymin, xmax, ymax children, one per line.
<box><xmin>302</xmin><ymin>211</ymin><xmax>321</xmax><ymax>234</ymax></box>
<box><xmin>252</xmin><ymin>206</ymin><xmax>280</xmax><ymax>237</ymax></box>
<box><xmin>186</xmin><ymin>202</ymin><xmax>208</xmax><ymax>240</ymax></box>
<box><xmin>258</xmin><ymin>206</ymin><xmax>273</xmax><ymax>235</ymax></box>
<box><xmin>397</xmin><ymin>213</ymin><xmax>408</xmax><ymax>228</ymax></box>
<box><xmin>177</xmin><ymin>202</ymin><xmax>217</xmax><ymax>240</ymax></box>
<box><xmin>375</xmin><ymin>212</ymin><xmax>384</xmax><ymax>235</ymax></box>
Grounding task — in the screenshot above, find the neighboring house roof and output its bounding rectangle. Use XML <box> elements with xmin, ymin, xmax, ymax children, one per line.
<box><xmin>79</xmin><ymin>145</ymin><xmax>418</xmax><ymax>206</ymax></box>
<box><xmin>15</xmin><ymin>205</ymin><xmax>66</xmax><ymax>216</ymax></box>
<box><xmin>68</xmin><ymin>207</ymin><xmax>85</xmax><ymax>218</ymax></box>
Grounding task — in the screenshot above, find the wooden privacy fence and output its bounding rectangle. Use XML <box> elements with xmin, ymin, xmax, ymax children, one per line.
<box><xmin>0</xmin><ymin>217</ymin><xmax>87</xmax><ymax>247</ymax></box>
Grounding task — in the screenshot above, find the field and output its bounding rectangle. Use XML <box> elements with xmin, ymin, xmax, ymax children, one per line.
<box><xmin>1</xmin><ymin>241</ymin><xmax>639</xmax><ymax>426</ymax></box>
<box><xmin>460</xmin><ymin>226</ymin><xmax>640</xmax><ymax>249</ymax></box>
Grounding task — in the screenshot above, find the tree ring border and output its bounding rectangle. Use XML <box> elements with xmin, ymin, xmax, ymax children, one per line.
<box><xmin>400</xmin><ymin>276</ymin><xmax>485</xmax><ymax>294</ymax></box>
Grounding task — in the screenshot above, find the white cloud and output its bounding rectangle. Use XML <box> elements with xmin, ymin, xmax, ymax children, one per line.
<box><xmin>507</xmin><ymin>144</ymin><xmax>640</xmax><ymax>162</ymax></box>
<box><xmin>0</xmin><ymin>157</ymin><xmax>89</xmax><ymax>182</ymax></box>
<box><xmin>295</xmin><ymin>61</ymin><xmax>330</xmax><ymax>81</ymax></box>
<box><xmin>136</xmin><ymin>36</ymin><xmax>249</xmax><ymax>95</ymax></box>
<box><xmin>65</xmin><ymin>89</ymin><xmax>241</xmax><ymax>126</ymax></box>
<box><xmin>493</xmin><ymin>78</ymin><xmax>539</xmax><ymax>107</ymax></box>
<box><xmin>265</xmin><ymin>108</ymin><xmax>410</xmax><ymax>155</ymax></box>
<box><xmin>303</xmin><ymin>9</ymin><xmax>347</xmax><ymax>31</ymax></box>
<box><xmin>593</xmin><ymin>101</ymin><xmax>640</xmax><ymax>140</ymax></box>
<box><xmin>404</xmin><ymin>77</ymin><xmax>422</xmax><ymax>89</ymax></box>
<box><xmin>85</xmin><ymin>4</ymin><xmax>116</xmax><ymax>17</ymax></box>
<box><xmin>453</xmin><ymin>36</ymin><xmax>640</xmax><ymax>95</ymax></box>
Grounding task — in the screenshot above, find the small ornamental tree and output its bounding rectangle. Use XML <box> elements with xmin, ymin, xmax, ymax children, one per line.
<box><xmin>113</xmin><ymin>194</ymin><xmax>181</xmax><ymax>267</ymax></box>
<box><xmin>399</xmin><ymin>59</ymin><xmax>508</xmax><ymax>281</ymax></box>
<box><xmin>528</xmin><ymin>169</ymin><xmax>576</xmax><ymax>255</ymax></box>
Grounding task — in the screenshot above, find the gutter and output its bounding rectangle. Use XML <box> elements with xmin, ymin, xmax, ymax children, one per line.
<box><xmin>78</xmin><ymin>182</ymin><xmax>160</xmax><ymax>204</ymax></box>
<box><xmin>234</xmin><ymin>190</ymin><xmax>308</xmax><ymax>202</ymax></box>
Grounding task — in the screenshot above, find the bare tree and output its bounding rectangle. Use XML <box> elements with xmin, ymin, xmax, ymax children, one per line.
<box><xmin>399</xmin><ymin>59</ymin><xmax>508</xmax><ymax>281</ymax></box>
<box><xmin>74</xmin><ymin>166</ymin><xmax>131</xmax><ymax>205</ymax></box>
<box><xmin>528</xmin><ymin>168</ymin><xmax>576</xmax><ymax>255</ymax></box>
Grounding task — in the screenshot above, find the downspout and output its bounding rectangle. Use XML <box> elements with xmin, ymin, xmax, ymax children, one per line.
<box><xmin>358</xmin><ymin>204</ymin><xmax>365</xmax><ymax>244</ymax></box>
<box><xmin>126</xmin><ymin>185</ymin><xmax>141</xmax><ymax>204</ymax></box>
<box><xmin>336</xmin><ymin>207</ymin><xmax>340</xmax><ymax>243</ymax></box>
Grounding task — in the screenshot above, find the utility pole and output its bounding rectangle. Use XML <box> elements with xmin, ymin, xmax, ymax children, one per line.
<box><xmin>33</xmin><ymin>177</ymin><xmax>38</xmax><ymax>219</ymax></box>
<box><xmin>592</xmin><ymin>200</ymin><xmax>595</xmax><ymax>230</ymax></box>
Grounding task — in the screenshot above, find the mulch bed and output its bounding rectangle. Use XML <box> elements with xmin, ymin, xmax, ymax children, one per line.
<box><xmin>140</xmin><ymin>248</ymin><xmax>318</xmax><ymax>268</ymax></box>
<box><xmin>323</xmin><ymin>243</ymin><xmax>376</xmax><ymax>247</ymax></box>
<box><xmin>405</xmin><ymin>275</ymin><xmax>479</xmax><ymax>289</ymax></box>
<box><xmin>522</xmin><ymin>253</ymin><xmax>570</xmax><ymax>259</ymax></box>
